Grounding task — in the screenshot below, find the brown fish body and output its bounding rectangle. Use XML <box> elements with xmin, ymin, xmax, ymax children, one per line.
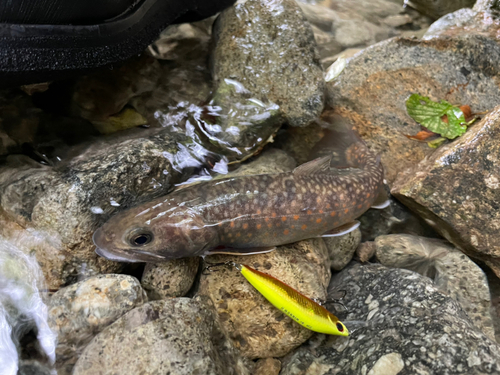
<box><xmin>93</xmin><ymin>131</ymin><xmax>384</xmax><ymax>262</ymax></box>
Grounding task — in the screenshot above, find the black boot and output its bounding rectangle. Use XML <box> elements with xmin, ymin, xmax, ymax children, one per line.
<box><xmin>0</xmin><ymin>0</ymin><xmax>236</xmax><ymax>87</ymax></box>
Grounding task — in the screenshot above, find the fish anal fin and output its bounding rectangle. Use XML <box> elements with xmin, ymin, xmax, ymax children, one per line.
<box><xmin>319</xmin><ymin>221</ymin><xmax>360</xmax><ymax>237</ymax></box>
<box><xmin>371</xmin><ymin>185</ymin><xmax>391</xmax><ymax>209</ymax></box>
<box><xmin>204</xmin><ymin>246</ymin><xmax>277</xmax><ymax>256</ymax></box>
<box><xmin>293</xmin><ymin>156</ymin><xmax>332</xmax><ymax>176</ymax></box>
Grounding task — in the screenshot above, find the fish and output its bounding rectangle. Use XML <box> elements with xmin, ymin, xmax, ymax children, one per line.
<box><xmin>93</xmin><ymin>122</ymin><xmax>388</xmax><ymax>262</ymax></box>
<box><xmin>237</xmin><ymin>262</ymin><xmax>348</xmax><ymax>336</ymax></box>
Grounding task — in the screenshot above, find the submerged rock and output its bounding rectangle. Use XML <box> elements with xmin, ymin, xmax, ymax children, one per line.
<box><xmin>406</xmin><ymin>0</ymin><xmax>475</xmax><ymax>19</ymax></box>
<box><xmin>198</xmin><ymin>238</ymin><xmax>331</xmax><ymax>359</ymax></box>
<box><xmin>253</xmin><ymin>358</ymin><xmax>281</xmax><ymax>375</ymax></box>
<box><xmin>281</xmin><ymin>263</ymin><xmax>500</xmax><ymax>375</ymax></box>
<box><xmin>73</xmin><ymin>297</ymin><xmax>249</xmax><ymax>375</ymax></box>
<box><xmin>141</xmin><ymin>258</ymin><xmax>199</xmax><ymax>300</ymax></box>
<box><xmin>375</xmin><ymin>234</ymin><xmax>495</xmax><ymax>339</ymax></box>
<box><xmin>326</xmin><ymin>34</ymin><xmax>500</xmax><ymax>185</ymax></box>
<box><xmin>48</xmin><ymin>274</ymin><xmax>147</xmax><ymax>375</ymax></box>
<box><xmin>324</xmin><ymin>227</ymin><xmax>361</xmax><ymax>271</ymax></box>
<box><xmin>392</xmin><ymin>106</ymin><xmax>500</xmax><ymax>279</ymax></box>
<box><xmin>212</xmin><ymin>0</ymin><xmax>324</xmax><ymax>128</ymax></box>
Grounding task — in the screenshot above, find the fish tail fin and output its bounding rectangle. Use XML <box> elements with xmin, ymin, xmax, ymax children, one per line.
<box><xmin>312</xmin><ymin>111</ymin><xmax>373</xmax><ymax>169</ymax></box>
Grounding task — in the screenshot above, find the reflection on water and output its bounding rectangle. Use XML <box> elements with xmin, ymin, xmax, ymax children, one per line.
<box><xmin>0</xmin><ymin>238</ymin><xmax>57</xmax><ymax>375</ymax></box>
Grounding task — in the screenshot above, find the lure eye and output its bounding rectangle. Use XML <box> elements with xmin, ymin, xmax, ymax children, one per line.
<box><xmin>128</xmin><ymin>229</ymin><xmax>154</xmax><ymax>247</ymax></box>
<box><xmin>336</xmin><ymin>322</ymin><xmax>344</xmax><ymax>332</ymax></box>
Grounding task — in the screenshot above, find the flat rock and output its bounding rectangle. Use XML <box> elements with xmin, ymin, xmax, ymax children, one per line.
<box><xmin>211</xmin><ymin>0</ymin><xmax>324</xmax><ymax>127</ymax></box>
<box><xmin>406</xmin><ymin>0</ymin><xmax>475</xmax><ymax>19</ymax></box>
<box><xmin>326</xmin><ymin>34</ymin><xmax>500</xmax><ymax>185</ymax></box>
<box><xmin>141</xmin><ymin>258</ymin><xmax>199</xmax><ymax>300</ymax></box>
<box><xmin>73</xmin><ymin>297</ymin><xmax>249</xmax><ymax>375</ymax></box>
<box><xmin>280</xmin><ymin>263</ymin><xmax>500</xmax><ymax>375</ymax></box>
<box><xmin>198</xmin><ymin>238</ymin><xmax>331</xmax><ymax>358</ymax></box>
<box><xmin>375</xmin><ymin>234</ymin><xmax>495</xmax><ymax>339</ymax></box>
<box><xmin>0</xmin><ymin>127</ymin><xmax>217</xmax><ymax>288</ymax></box>
<box><xmin>48</xmin><ymin>274</ymin><xmax>147</xmax><ymax>375</ymax></box>
<box><xmin>392</xmin><ymin>106</ymin><xmax>500</xmax><ymax>278</ymax></box>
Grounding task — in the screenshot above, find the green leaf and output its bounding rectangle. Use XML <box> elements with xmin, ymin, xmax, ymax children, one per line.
<box><xmin>406</xmin><ymin>94</ymin><xmax>467</xmax><ymax>140</ymax></box>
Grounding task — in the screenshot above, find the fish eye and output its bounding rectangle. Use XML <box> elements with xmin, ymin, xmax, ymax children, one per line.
<box><xmin>128</xmin><ymin>229</ymin><xmax>154</xmax><ymax>247</ymax></box>
<box><xmin>336</xmin><ymin>322</ymin><xmax>344</xmax><ymax>332</ymax></box>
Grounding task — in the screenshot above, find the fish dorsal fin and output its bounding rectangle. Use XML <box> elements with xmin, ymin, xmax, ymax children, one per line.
<box><xmin>293</xmin><ymin>156</ymin><xmax>332</xmax><ymax>176</ymax></box>
<box><xmin>371</xmin><ymin>185</ymin><xmax>391</xmax><ymax>209</ymax></box>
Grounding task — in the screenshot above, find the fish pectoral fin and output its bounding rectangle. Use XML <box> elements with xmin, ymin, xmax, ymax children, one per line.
<box><xmin>319</xmin><ymin>221</ymin><xmax>360</xmax><ymax>237</ymax></box>
<box><xmin>371</xmin><ymin>185</ymin><xmax>391</xmax><ymax>209</ymax></box>
<box><xmin>204</xmin><ymin>246</ymin><xmax>277</xmax><ymax>256</ymax></box>
<box><xmin>293</xmin><ymin>156</ymin><xmax>332</xmax><ymax>176</ymax></box>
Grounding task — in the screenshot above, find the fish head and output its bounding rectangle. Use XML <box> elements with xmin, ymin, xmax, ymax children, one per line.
<box><xmin>93</xmin><ymin>199</ymin><xmax>217</xmax><ymax>262</ymax></box>
<box><xmin>327</xmin><ymin>314</ymin><xmax>349</xmax><ymax>337</ymax></box>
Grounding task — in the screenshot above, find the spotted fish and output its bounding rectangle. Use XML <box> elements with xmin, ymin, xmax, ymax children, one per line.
<box><xmin>93</xmin><ymin>125</ymin><xmax>388</xmax><ymax>262</ymax></box>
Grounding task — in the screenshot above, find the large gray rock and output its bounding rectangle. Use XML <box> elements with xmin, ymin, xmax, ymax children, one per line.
<box><xmin>326</xmin><ymin>33</ymin><xmax>500</xmax><ymax>185</ymax></box>
<box><xmin>72</xmin><ymin>297</ymin><xmax>250</xmax><ymax>375</ymax></box>
<box><xmin>48</xmin><ymin>274</ymin><xmax>147</xmax><ymax>375</ymax></box>
<box><xmin>281</xmin><ymin>263</ymin><xmax>500</xmax><ymax>375</ymax></box>
<box><xmin>0</xmin><ymin>127</ymin><xmax>217</xmax><ymax>288</ymax></box>
<box><xmin>198</xmin><ymin>238</ymin><xmax>331</xmax><ymax>359</ymax></box>
<box><xmin>392</xmin><ymin>107</ymin><xmax>500</xmax><ymax>279</ymax></box>
<box><xmin>375</xmin><ymin>234</ymin><xmax>495</xmax><ymax>339</ymax></box>
<box><xmin>211</xmin><ymin>0</ymin><xmax>324</xmax><ymax>128</ymax></box>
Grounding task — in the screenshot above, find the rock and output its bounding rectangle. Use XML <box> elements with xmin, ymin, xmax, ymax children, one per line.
<box><xmin>206</xmin><ymin>79</ymin><xmax>283</xmax><ymax>162</ymax></box>
<box><xmin>324</xmin><ymin>227</ymin><xmax>361</xmax><ymax>271</ymax></box>
<box><xmin>141</xmin><ymin>258</ymin><xmax>199</xmax><ymax>300</ymax></box>
<box><xmin>48</xmin><ymin>274</ymin><xmax>147</xmax><ymax>375</ymax></box>
<box><xmin>211</xmin><ymin>0</ymin><xmax>324</xmax><ymax>128</ymax></box>
<box><xmin>0</xmin><ymin>89</ymin><xmax>40</xmax><ymax>156</ymax></box>
<box><xmin>274</xmin><ymin>123</ymin><xmax>325</xmax><ymax>165</ymax></box>
<box><xmin>280</xmin><ymin>263</ymin><xmax>500</xmax><ymax>375</ymax></box>
<box><xmin>326</xmin><ymin>34</ymin><xmax>500</xmax><ymax>185</ymax></box>
<box><xmin>0</xmin><ymin>127</ymin><xmax>218</xmax><ymax>288</ymax></box>
<box><xmin>356</xmin><ymin>241</ymin><xmax>376</xmax><ymax>262</ymax></box>
<box><xmin>296</xmin><ymin>1</ymin><xmax>339</xmax><ymax>31</ymax></box>
<box><xmin>323</xmin><ymin>0</ymin><xmax>403</xmax><ymax>25</ymax></box>
<box><xmin>332</xmin><ymin>18</ymin><xmax>390</xmax><ymax>48</ymax></box>
<box><xmin>486</xmin><ymin>268</ymin><xmax>500</xmax><ymax>343</ymax></box>
<box><xmin>374</xmin><ymin>234</ymin><xmax>495</xmax><ymax>339</ymax></box>
<box><xmin>391</xmin><ymin>107</ymin><xmax>500</xmax><ymax>278</ymax></box>
<box><xmin>198</xmin><ymin>238</ymin><xmax>331</xmax><ymax>358</ymax></box>
<box><xmin>18</xmin><ymin>360</ymin><xmax>52</xmax><ymax>375</ymax></box>
<box><xmin>405</xmin><ymin>0</ymin><xmax>475</xmax><ymax>19</ymax></box>
<box><xmin>424</xmin><ymin>8</ymin><xmax>477</xmax><ymax>38</ymax></box>
<box><xmin>73</xmin><ymin>297</ymin><xmax>249</xmax><ymax>375</ymax></box>
<box><xmin>221</xmin><ymin>148</ymin><xmax>297</xmax><ymax>177</ymax></box>
<box><xmin>311</xmin><ymin>25</ymin><xmax>343</xmax><ymax>61</ymax></box>
<box><xmin>253</xmin><ymin>358</ymin><xmax>281</xmax><ymax>375</ymax></box>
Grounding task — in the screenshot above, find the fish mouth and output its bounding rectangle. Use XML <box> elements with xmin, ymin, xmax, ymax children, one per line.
<box><xmin>95</xmin><ymin>246</ymin><xmax>142</xmax><ymax>263</ymax></box>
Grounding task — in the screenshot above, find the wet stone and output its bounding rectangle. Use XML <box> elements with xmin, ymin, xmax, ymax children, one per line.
<box><xmin>72</xmin><ymin>297</ymin><xmax>249</xmax><ymax>375</ymax></box>
<box><xmin>280</xmin><ymin>263</ymin><xmax>500</xmax><ymax>375</ymax></box>
<box><xmin>392</xmin><ymin>106</ymin><xmax>500</xmax><ymax>279</ymax></box>
<box><xmin>324</xmin><ymin>227</ymin><xmax>361</xmax><ymax>271</ymax></box>
<box><xmin>375</xmin><ymin>234</ymin><xmax>495</xmax><ymax>339</ymax></box>
<box><xmin>48</xmin><ymin>274</ymin><xmax>147</xmax><ymax>375</ymax></box>
<box><xmin>211</xmin><ymin>0</ymin><xmax>325</xmax><ymax>128</ymax></box>
<box><xmin>141</xmin><ymin>258</ymin><xmax>199</xmax><ymax>300</ymax></box>
<box><xmin>406</xmin><ymin>0</ymin><xmax>475</xmax><ymax>19</ymax></box>
<box><xmin>253</xmin><ymin>358</ymin><xmax>281</xmax><ymax>375</ymax></box>
<box><xmin>326</xmin><ymin>34</ymin><xmax>500</xmax><ymax>185</ymax></box>
<box><xmin>198</xmin><ymin>238</ymin><xmax>331</xmax><ymax>359</ymax></box>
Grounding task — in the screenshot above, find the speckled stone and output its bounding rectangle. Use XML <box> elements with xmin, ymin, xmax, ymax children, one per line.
<box><xmin>211</xmin><ymin>0</ymin><xmax>324</xmax><ymax>128</ymax></box>
<box><xmin>406</xmin><ymin>0</ymin><xmax>474</xmax><ymax>18</ymax></box>
<box><xmin>326</xmin><ymin>33</ymin><xmax>500</xmax><ymax>185</ymax></box>
<box><xmin>392</xmin><ymin>106</ymin><xmax>500</xmax><ymax>278</ymax></box>
<box><xmin>141</xmin><ymin>258</ymin><xmax>199</xmax><ymax>300</ymax></box>
<box><xmin>324</xmin><ymin>227</ymin><xmax>361</xmax><ymax>271</ymax></box>
<box><xmin>72</xmin><ymin>297</ymin><xmax>250</xmax><ymax>375</ymax></box>
<box><xmin>198</xmin><ymin>238</ymin><xmax>331</xmax><ymax>359</ymax></box>
<box><xmin>375</xmin><ymin>234</ymin><xmax>495</xmax><ymax>339</ymax></box>
<box><xmin>253</xmin><ymin>358</ymin><xmax>281</xmax><ymax>375</ymax></box>
<box><xmin>280</xmin><ymin>263</ymin><xmax>500</xmax><ymax>375</ymax></box>
<box><xmin>0</xmin><ymin>127</ymin><xmax>216</xmax><ymax>289</ymax></box>
<box><xmin>48</xmin><ymin>274</ymin><xmax>147</xmax><ymax>375</ymax></box>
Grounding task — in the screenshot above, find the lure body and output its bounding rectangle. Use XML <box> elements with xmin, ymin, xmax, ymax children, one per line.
<box><xmin>239</xmin><ymin>264</ymin><xmax>348</xmax><ymax>336</ymax></box>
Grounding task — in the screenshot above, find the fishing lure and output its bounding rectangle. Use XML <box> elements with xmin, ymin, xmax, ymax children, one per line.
<box><xmin>227</xmin><ymin>262</ymin><xmax>348</xmax><ymax>336</ymax></box>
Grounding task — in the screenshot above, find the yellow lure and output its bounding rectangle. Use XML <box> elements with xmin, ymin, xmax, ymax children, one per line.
<box><xmin>239</xmin><ymin>264</ymin><xmax>348</xmax><ymax>336</ymax></box>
